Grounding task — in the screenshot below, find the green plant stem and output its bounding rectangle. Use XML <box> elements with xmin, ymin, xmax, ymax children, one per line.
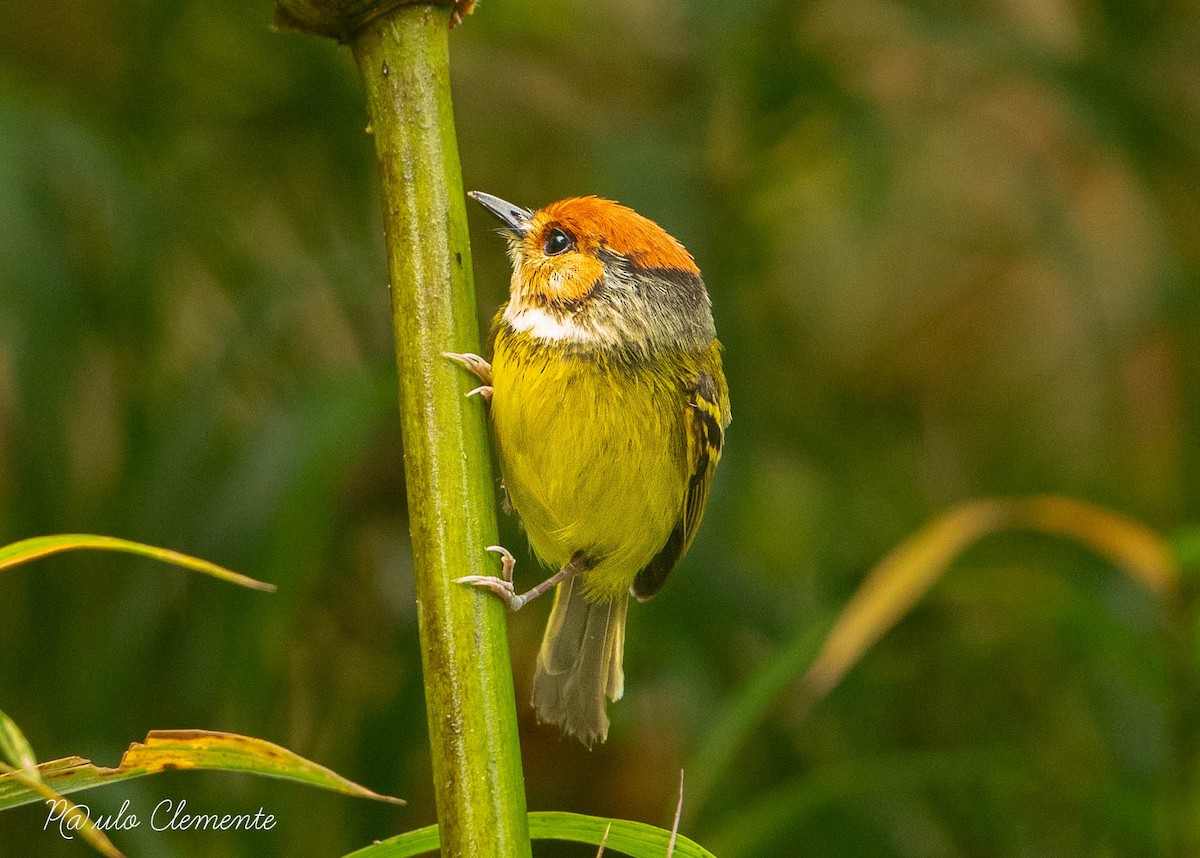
<box><xmin>348</xmin><ymin>7</ymin><xmax>530</xmax><ymax>857</ymax></box>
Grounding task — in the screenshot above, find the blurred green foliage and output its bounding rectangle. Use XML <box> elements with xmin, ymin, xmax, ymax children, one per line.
<box><xmin>2</xmin><ymin>0</ymin><xmax>1199</xmax><ymax>855</ymax></box>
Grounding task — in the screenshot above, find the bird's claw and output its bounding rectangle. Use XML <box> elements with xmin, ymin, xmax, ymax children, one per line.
<box><xmin>466</xmin><ymin>384</ymin><xmax>493</xmax><ymax>401</ymax></box>
<box><xmin>485</xmin><ymin>544</ymin><xmax>517</xmax><ymax>582</ymax></box>
<box><xmin>443</xmin><ymin>352</ymin><xmax>493</xmax><ymax>385</ymax></box>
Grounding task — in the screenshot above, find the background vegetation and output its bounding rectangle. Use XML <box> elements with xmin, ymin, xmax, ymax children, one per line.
<box><xmin>2</xmin><ymin>0</ymin><xmax>1199</xmax><ymax>854</ymax></box>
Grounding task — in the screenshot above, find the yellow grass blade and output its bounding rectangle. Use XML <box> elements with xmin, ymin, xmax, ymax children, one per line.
<box><xmin>0</xmin><ymin>534</ymin><xmax>274</xmax><ymax>592</ymax></box>
<box><xmin>801</xmin><ymin>495</ymin><xmax>1177</xmax><ymax>707</ymax></box>
<box><xmin>1007</xmin><ymin>496</ymin><xmax>1177</xmax><ymax>595</ymax></box>
<box><xmin>0</xmin><ymin>730</ymin><xmax>403</xmax><ymax>811</ymax></box>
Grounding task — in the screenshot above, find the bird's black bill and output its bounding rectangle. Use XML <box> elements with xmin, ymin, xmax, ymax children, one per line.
<box><xmin>468</xmin><ymin>191</ymin><xmax>533</xmax><ymax>235</ymax></box>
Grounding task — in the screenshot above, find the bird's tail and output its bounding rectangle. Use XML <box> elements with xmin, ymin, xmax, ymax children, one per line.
<box><xmin>531</xmin><ymin>575</ymin><xmax>628</xmax><ymax>746</ymax></box>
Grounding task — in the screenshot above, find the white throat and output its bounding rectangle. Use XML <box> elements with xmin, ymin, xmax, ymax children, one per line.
<box><xmin>504</xmin><ymin>305</ymin><xmax>603</xmax><ymax>344</ymax></box>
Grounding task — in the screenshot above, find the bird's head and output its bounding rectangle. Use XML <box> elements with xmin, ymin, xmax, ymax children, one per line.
<box><xmin>469</xmin><ymin>191</ymin><xmax>715</xmax><ymax>354</ymax></box>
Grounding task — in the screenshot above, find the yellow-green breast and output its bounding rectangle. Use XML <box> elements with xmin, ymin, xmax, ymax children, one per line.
<box><xmin>490</xmin><ymin>325</ymin><xmax>716</xmax><ymax>600</ymax></box>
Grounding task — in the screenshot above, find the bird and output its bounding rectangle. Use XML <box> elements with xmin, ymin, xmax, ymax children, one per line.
<box><xmin>445</xmin><ymin>191</ymin><xmax>730</xmax><ymax>746</ymax></box>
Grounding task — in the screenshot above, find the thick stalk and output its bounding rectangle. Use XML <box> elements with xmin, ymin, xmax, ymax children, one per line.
<box><xmin>348</xmin><ymin>6</ymin><xmax>530</xmax><ymax>856</ymax></box>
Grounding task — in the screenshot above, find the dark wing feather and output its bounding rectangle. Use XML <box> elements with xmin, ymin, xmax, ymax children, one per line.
<box><xmin>632</xmin><ymin>370</ymin><xmax>726</xmax><ymax>601</ymax></box>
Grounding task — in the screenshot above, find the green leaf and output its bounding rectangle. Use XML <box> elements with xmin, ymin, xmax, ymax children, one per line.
<box><xmin>0</xmin><ymin>730</ymin><xmax>402</xmax><ymax>811</ymax></box>
<box><xmin>344</xmin><ymin>822</ymin><xmax>439</xmax><ymax>857</ymax></box>
<box><xmin>1</xmin><ymin>764</ymin><xmax>127</xmax><ymax>858</ymax></box>
<box><xmin>526</xmin><ymin>813</ymin><xmax>713</xmax><ymax>858</ymax></box>
<box><xmin>343</xmin><ymin>811</ymin><xmax>715</xmax><ymax>857</ymax></box>
<box><xmin>0</xmin><ymin>534</ymin><xmax>275</xmax><ymax>591</ymax></box>
<box><xmin>0</xmin><ymin>716</ymin><xmax>125</xmax><ymax>857</ymax></box>
<box><xmin>0</xmin><ymin>708</ymin><xmax>40</xmax><ymax>779</ymax></box>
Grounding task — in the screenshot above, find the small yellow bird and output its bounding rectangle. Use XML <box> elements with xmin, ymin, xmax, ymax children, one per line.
<box><xmin>446</xmin><ymin>192</ymin><xmax>730</xmax><ymax>745</ymax></box>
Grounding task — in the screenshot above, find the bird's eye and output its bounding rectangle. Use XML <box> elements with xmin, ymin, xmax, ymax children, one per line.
<box><xmin>542</xmin><ymin>228</ymin><xmax>574</xmax><ymax>256</ymax></box>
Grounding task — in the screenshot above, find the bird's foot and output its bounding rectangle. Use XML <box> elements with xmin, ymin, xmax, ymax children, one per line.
<box><xmin>456</xmin><ymin>545</ymin><xmax>527</xmax><ymax>610</ymax></box>
<box><xmin>456</xmin><ymin>546</ymin><xmax>526</xmax><ymax>610</ymax></box>
<box><xmin>455</xmin><ymin>546</ymin><xmax>578</xmax><ymax>613</ymax></box>
<box><xmin>443</xmin><ymin>352</ymin><xmax>494</xmax><ymax>401</ymax></box>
